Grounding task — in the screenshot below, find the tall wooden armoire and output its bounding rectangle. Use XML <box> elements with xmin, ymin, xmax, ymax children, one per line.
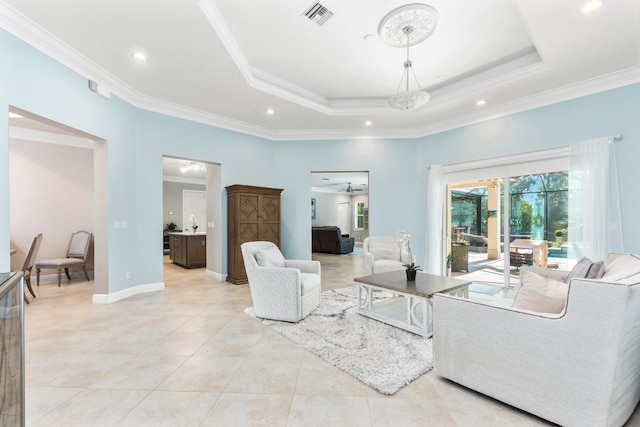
<box><xmin>226</xmin><ymin>184</ymin><xmax>283</xmax><ymax>284</ymax></box>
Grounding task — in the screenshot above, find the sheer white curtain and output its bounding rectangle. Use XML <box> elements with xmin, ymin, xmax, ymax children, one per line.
<box><xmin>568</xmin><ymin>137</ymin><xmax>623</xmax><ymax>261</ymax></box>
<box><xmin>426</xmin><ymin>140</ymin><xmax>622</xmax><ymax>275</ymax></box>
<box><xmin>426</xmin><ymin>165</ymin><xmax>445</xmax><ymax>274</ymax></box>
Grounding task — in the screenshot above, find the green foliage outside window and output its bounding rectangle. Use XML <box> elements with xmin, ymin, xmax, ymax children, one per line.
<box><xmin>451</xmin><ymin>172</ymin><xmax>568</xmax><ymax>241</ymax></box>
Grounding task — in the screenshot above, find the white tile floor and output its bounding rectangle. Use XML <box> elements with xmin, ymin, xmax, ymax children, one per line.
<box><xmin>23</xmin><ymin>252</ymin><xmax>640</xmax><ymax>426</ymax></box>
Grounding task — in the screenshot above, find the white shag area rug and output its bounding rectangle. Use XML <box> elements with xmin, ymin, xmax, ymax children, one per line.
<box><xmin>244</xmin><ymin>286</ymin><xmax>433</xmax><ymax>395</ymax></box>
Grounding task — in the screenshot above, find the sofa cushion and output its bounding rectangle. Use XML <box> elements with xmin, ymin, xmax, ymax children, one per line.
<box><xmin>255</xmin><ymin>246</ymin><xmax>285</xmax><ymax>268</ymax></box>
<box><xmin>564</xmin><ymin>257</ymin><xmax>603</xmax><ymax>283</ymax></box>
<box><xmin>372</xmin><ymin>260</ymin><xmax>405</xmax><ymax>274</ymax></box>
<box><xmin>369</xmin><ymin>244</ymin><xmax>400</xmax><ymax>261</ymax></box>
<box><xmin>602</xmin><ymin>254</ymin><xmax>640</xmax><ymax>283</ymax></box>
<box><xmin>513</xmin><ymin>269</ymin><xmax>569</xmax><ymax>314</ymax></box>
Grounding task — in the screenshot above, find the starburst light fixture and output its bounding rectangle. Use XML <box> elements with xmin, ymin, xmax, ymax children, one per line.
<box><xmin>379</xmin><ymin>4</ymin><xmax>438</xmax><ymax>111</ymax></box>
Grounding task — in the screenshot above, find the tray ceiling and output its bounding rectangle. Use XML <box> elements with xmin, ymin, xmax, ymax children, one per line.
<box><xmin>1</xmin><ymin>0</ymin><xmax>639</xmax><ymax>140</ymax></box>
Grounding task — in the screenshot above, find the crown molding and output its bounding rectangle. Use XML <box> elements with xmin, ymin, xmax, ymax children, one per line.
<box><xmin>197</xmin><ymin>0</ymin><xmax>548</xmax><ymax>117</ymax></box>
<box><xmin>407</xmin><ymin>66</ymin><xmax>640</xmax><ymax>139</ymax></box>
<box><xmin>2</xmin><ymin>1</ymin><xmax>640</xmax><ymax>143</ymax></box>
<box><xmin>0</xmin><ymin>1</ymin><xmax>280</xmax><ymax>140</ymax></box>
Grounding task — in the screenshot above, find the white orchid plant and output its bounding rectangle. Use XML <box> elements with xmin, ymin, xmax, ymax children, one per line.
<box><xmin>395</xmin><ymin>230</ymin><xmax>420</xmax><ymax>271</ymax></box>
<box><xmin>189</xmin><ymin>214</ymin><xmax>198</xmax><ymax>231</ymax></box>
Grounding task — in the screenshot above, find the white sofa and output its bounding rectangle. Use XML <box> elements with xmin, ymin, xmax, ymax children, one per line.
<box><xmin>433</xmin><ymin>253</ymin><xmax>640</xmax><ymax>427</ymax></box>
<box><xmin>363</xmin><ymin>236</ymin><xmax>415</xmax><ymax>275</ymax></box>
<box><xmin>241</xmin><ymin>241</ymin><xmax>321</xmax><ymax>323</ymax></box>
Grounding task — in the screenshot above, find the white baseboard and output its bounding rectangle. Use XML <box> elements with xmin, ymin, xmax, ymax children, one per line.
<box><xmin>206</xmin><ymin>269</ymin><xmax>227</xmax><ymax>282</ymax></box>
<box><xmin>92</xmin><ymin>282</ymin><xmax>164</xmax><ymax>304</ymax></box>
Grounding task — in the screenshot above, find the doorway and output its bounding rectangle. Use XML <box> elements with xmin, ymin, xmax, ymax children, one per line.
<box><xmin>162</xmin><ymin>156</ymin><xmax>223</xmax><ymax>279</ymax></box>
<box><xmin>336</xmin><ymin>202</ymin><xmax>350</xmax><ymax>235</ymax></box>
<box><xmin>7</xmin><ymin>106</ymin><xmax>106</xmax><ymax>293</ymax></box>
<box><xmin>310</xmin><ymin>171</ymin><xmax>369</xmax><ymax>243</ymax></box>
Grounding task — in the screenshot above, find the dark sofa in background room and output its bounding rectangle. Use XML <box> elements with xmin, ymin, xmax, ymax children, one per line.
<box><xmin>312</xmin><ymin>226</ymin><xmax>355</xmax><ymax>254</ymax></box>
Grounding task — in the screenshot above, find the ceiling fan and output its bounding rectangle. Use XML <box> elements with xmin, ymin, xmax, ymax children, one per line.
<box><xmin>340</xmin><ymin>182</ymin><xmax>363</xmax><ymax>192</ymax></box>
<box><xmin>320</xmin><ymin>181</ymin><xmax>364</xmax><ymax>192</ymax></box>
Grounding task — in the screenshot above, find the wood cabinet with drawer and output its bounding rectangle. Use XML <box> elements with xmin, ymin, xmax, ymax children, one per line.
<box><xmin>169</xmin><ymin>233</ymin><xmax>206</xmax><ymax>269</ymax></box>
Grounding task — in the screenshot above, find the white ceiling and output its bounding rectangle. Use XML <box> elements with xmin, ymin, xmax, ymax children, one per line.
<box><xmin>163</xmin><ymin>157</ymin><xmax>208</xmax><ymax>182</ymax></box>
<box><xmin>1</xmin><ymin>0</ymin><xmax>639</xmax><ymax>141</ymax></box>
<box><xmin>311</xmin><ymin>172</ymin><xmax>369</xmax><ymax>194</ymax></box>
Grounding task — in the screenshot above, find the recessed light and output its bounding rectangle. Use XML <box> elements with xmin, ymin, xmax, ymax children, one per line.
<box><xmin>476</xmin><ymin>100</ymin><xmax>486</xmax><ymax>106</ymax></box>
<box><xmin>365</xmin><ymin>121</ymin><xmax>372</xmax><ymax>126</ymax></box>
<box><xmin>132</xmin><ymin>51</ymin><xmax>147</xmax><ymax>62</ymax></box>
<box><xmin>266</xmin><ymin>109</ymin><xmax>275</xmax><ymax>116</ymax></box>
<box><xmin>582</xmin><ymin>1</ymin><xmax>603</xmax><ymax>14</ymax></box>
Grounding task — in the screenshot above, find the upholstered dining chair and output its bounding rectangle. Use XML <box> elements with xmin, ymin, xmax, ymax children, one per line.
<box><xmin>241</xmin><ymin>241</ymin><xmax>321</xmax><ymax>323</ymax></box>
<box><xmin>36</xmin><ymin>230</ymin><xmax>92</xmax><ymax>287</ymax></box>
<box><xmin>21</xmin><ymin>233</ymin><xmax>43</xmax><ymax>304</ymax></box>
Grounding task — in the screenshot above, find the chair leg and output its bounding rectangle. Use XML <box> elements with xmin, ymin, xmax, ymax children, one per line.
<box><xmin>57</xmin><ymin>269</ymin><xmax>62</xmax><ymax>287</ymax></box>
<box><xmin>36</xmin><ymin>268</ymin><xmax>40</xmax><ymax>286</ymax></box>
<box><xmin>64</xmin><ymin>268</ymin><xmax>71</xmax><ymax>281</ymax></box>
<box><xmin>25</xmin><ymin>275</ymin><xmax>36</xmax><ymax>298</ymax></box>
<box><xmin>83</xmin><ymin>265</ymin><xmax>90</xmax><ymax>281</ymax></box>
<box><xmin>24</xmin><ymin>293</ymin><xmax>29</xmax><ymax>304</ymax></box>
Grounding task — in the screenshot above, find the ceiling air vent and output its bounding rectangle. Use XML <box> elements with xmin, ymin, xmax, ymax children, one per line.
<box><xmin>303</xmin><ymin>2</ymin><xmax>334</xmax><ymax>26</ymax></box>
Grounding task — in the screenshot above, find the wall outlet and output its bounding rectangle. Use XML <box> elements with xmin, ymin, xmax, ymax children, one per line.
<box><xmin>126</xmin><ymin>271</ymin><xmax>131</xmax><ymax>279</ymax></box>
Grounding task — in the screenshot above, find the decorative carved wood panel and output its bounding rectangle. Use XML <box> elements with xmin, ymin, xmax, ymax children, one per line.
<box><xmin>238</xmin><ymin>195</ymin><xmax>259</xmax><ymax>222</ymax></box>
<box><xmin>261</xmin><ymin>197</ymin><xmax>280</xmax><ymax>222</ymax></box>
<box><xmin>226</xmin><ymin>185</ymin><xmax>283</xmax><ymax>284</ymax></box>
<box><xmin>260</xmin><ymin>223</ymin><xmax>280</xmax><ymax>244</ymax></box>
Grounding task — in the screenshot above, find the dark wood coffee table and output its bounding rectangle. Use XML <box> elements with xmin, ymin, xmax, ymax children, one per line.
<box><xmin>354</xmin><ymin>270</ymin><xmax>471</xmax><ymax>337</ymax></box>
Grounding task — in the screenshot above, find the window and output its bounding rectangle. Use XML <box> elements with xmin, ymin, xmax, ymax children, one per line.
<box><xmin>355</xmin><ymin>202</ymin><xmax>368</xmax><ymax>230</ymax></box>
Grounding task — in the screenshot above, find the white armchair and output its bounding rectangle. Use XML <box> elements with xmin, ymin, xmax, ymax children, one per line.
<box><xmin>363</xmin><ymin>236</ymin><xmax>415</xmax><ymax>275</ymax></box>
<box><xmin>241</xmin><ymin>241</ymin><xmax>321</xmax><ymax>323</ymax></box>
<box><xmin>433</xmin><ymin>253</ymin><xmax>640</xmax><ymax>427</ymax></box>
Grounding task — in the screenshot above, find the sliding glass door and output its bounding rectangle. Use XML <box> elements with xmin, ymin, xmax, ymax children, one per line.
<box><xmin>429</xmin><ymin>138</ymin><xmax>621</xmax><ymax>284</ymax></box>
<box><xmin>445</xmin><ymin>169</ymin><xmax>569</xmax><ymax>287</ymax></box>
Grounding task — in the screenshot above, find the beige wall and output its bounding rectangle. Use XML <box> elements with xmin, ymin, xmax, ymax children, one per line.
<box><xmin>9</xmin><ymin>139</ymin><xmax>94</xmax><ymax>272</ymax></box>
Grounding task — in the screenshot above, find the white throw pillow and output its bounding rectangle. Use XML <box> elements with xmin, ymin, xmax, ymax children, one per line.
<box><xmin>602</xmin><ymin>254</ymin><xmax>640</xmax><ymax>283</ymax></box>
<box><xmin>564</xmin><ymin>257</ymin><xmax>602</xmax><ymax>283</ymax></box>
<box><xmin>513</xmin><ymin>270</ymin><xmax>569</xmax><ymax>314</ymax></box>
<box><xmin>255</xmin><ymin>246</ymin><xmax>285</xmax><ymax>267</ymax></box>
